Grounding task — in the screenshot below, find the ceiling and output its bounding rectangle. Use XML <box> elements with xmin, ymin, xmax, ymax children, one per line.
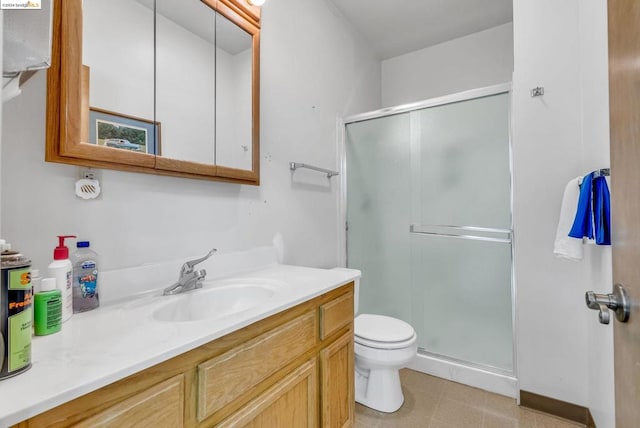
<box><xmin>329</xmin><ymin>0</ymin><xmax>513</xmax><ymax>60</ymax></box>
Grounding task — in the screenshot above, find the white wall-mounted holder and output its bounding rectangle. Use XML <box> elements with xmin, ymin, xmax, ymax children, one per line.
<box><xmin>3</xmin><ymin>0</ymin><xmax>53</xmax><ymax>76</ymax></box>
<box><xmin>3</xmin><ymin>0</ymin><xmax>53</xmax><ymax>102</ymax></box>
<box><xmin>75</xmin><ymin>168</ymin><xmax>101</xmax><ymax>200</ymax></box>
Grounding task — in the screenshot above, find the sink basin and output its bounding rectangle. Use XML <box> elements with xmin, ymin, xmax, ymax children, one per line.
<box><xmin>153</xmin><ymin>280</ymin><xmax>282</xmax><ymax>322</ymax></box>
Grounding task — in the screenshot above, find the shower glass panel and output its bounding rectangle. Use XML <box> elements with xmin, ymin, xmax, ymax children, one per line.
<box><xmin>346</xmin><ymin>113</ymin><xmax>412</xmax><ymax>321</ymax></box>
<box><xmin>346</xmin><ymin>90</ymin><xmax>513</xmax><ymax>374</ymax></box>
<box><xmin>411</xmin><ymin>94</ymin><xmax>511</xmax><ymax>229</ymax></box>
<box><xmin>409</xmin><ymin>235</ymin><xmax>513</xmax><ymax>371</ymax></box>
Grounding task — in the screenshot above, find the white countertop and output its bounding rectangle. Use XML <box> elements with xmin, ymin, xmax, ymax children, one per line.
<box><xmin>0</xmin><ymin>264</ymin><xmax>359</xmax><ymax>427</ymax></box>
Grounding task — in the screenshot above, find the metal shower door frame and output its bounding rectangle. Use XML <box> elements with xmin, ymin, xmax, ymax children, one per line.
<box><xmin>337</xmin><ymin>82</ymin><xmax>518</xmax><ymax>381</ymax></box>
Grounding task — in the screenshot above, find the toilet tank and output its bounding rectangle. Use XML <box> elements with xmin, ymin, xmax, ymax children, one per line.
<box><xmin>331</xmin><ymin>268</ymin><xmax>360</xmax><ymax>314</ymax></box>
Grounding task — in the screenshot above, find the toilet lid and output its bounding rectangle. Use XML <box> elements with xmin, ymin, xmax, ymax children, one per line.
<box><xmin>355</xmin><ymin>314</ymin><xmax>415</xmax><ymax>343</ymax></box>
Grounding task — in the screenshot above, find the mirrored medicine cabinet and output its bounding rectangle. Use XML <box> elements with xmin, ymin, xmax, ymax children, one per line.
<box><xmin>46</xmin><ymin>0</ymin><xmax>261</xmax><ymax>184</ymax></box>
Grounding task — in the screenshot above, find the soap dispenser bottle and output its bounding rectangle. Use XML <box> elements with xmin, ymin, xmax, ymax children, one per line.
<box><xmin>70</xmin><ymin>241</ymin><xmax>99</xmax><ymax>313</ymax></box>
<box><xmin>48</xmin><ymin>235</ymin><xmax>75</xmax><ymax>322</ymax></box>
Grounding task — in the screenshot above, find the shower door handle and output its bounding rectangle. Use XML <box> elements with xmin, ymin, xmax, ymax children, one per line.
<box><xmin>585</xmin><ymin>283</ymin><xmax>630</xmax><ymax>324</ymax></box>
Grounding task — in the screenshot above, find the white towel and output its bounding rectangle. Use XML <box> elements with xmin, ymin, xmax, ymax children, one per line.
<box><xmin>553</xmin><ymin>177</ymin><xmax>584</xmax><ymax>260</ymax></box>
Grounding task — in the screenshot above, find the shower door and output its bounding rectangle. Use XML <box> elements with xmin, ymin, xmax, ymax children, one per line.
<box><xmin>346</xmin><ymin>89</ymin><xmax>513</xmax><ymax>374</ymax></box>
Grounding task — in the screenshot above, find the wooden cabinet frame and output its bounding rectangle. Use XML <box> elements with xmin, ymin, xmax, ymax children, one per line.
<box><xmin>46</xmin><ymin>0</ymin><xmax>261</xmax><ymax>184</ymax></box>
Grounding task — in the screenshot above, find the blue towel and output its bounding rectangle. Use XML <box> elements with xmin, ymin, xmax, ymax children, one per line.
<box><xmin>593</xmin><ymin>176</ymin><xmax>611</xmax><ymax>245</ymax></box>
<box><xmin>569</xmin><ymin>173</ymin><xmax>594</xmax><ymax>240</ymax></box>
<box><xmin>568</xmin><ymin>172</ymin><xmax>611</xmax><ymax>245</ymax></box>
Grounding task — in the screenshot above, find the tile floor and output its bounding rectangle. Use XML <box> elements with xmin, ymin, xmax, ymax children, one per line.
<box><xmin>355</xmin><ymin>369</ymin><xmax>586</xmax><ymax>428</ymax></box>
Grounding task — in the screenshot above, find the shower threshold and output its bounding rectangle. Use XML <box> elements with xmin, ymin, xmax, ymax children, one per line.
<box><xmin>409</xmin><ymin>348</ymin><xmax>518</xmax><ymax>399</ymax></box>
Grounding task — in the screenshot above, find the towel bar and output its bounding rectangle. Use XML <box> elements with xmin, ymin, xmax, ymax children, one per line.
<box><xmin>289</xmin><ymin>162</ymin><xmax>339</xmax><ymax>178</ymax></box>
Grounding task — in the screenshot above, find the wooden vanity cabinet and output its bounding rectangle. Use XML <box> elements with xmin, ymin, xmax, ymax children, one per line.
<box><xmin>13</xmin><ymin>283</ymin><xmax>354</xmax><ymax>428</ymax></box>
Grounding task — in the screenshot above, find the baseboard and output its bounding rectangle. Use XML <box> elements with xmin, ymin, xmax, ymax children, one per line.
<box><xmin>520</xmin><ymin>390</ymin><xmax>596</xmax><ymax>427</ymax></box>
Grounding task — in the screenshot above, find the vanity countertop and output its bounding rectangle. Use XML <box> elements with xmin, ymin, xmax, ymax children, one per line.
<box><xmin>0</xmin><ymin>264</ymin><xmax>359</xmax><ymax>427</ymax></box>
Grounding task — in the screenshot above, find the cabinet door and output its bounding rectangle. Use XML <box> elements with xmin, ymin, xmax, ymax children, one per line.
<box><xmin>320</xmin><ymin>331</ymin><xmax>354</xmax><ymax>428</ymax></box>
<box><xmin>217</xmin><ymin>358</ymin><xmax>318</xmax><ymax>428</ymax></box>
<box><xmin>74</xmin><ymin>375</ymin><xmax>184</xmax><ymax>428</ymax></box>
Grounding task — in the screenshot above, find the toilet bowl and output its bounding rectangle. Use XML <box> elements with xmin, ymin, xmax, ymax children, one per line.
<box><xmin>354</xmin><ymin>314</ymin><xmax>417</xmax><ymax>413</ymax></box>
<box><xmin>331</xmin><ymin>268</ymin><xmax>417</xmax><ymax>413</ymax></box>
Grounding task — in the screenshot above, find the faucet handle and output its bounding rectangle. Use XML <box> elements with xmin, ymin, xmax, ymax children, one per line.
<box><xmin>181</xmin><ymin>248</ymin><xmax>217</xmax><ymax>274</ymax></box>
<box><xmin>194</xmin><ymin>269</ymin><xmax>207</xmax><ymax>289</ymax></box>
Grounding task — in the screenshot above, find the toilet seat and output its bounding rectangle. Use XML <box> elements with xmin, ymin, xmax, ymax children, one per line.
<box><xmin>355</xmin><ymin>314</ymin><xmax>416</xmax><ymax>350</ymax></box>
<box><xmin>355</xmin><ymin>334</ymin><xmax>417</xmax><ymax>350</ymax></box>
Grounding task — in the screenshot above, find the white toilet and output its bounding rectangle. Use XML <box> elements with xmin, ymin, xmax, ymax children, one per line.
<box><xmin>333</xmin><ymin>268</ymin><xmax>417</xmax><ymax>413</ymax></box>
<box><xmin>354</xmin><ymin>313</ymin><xmax>417</xmax><ymax>412</ymax></box>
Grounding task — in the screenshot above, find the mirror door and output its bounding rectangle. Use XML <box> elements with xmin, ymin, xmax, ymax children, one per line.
<box><xmin>82</xmin><ymin>0</ymin><xmax>156</xmax><ymax>159</ymax></box>
<box><xmin>215</xmin><ymin>9</ymin><xmax>253</xmax><ymax>172</ymax></box>
<box><xmin>214</xmin><ymin>1</ymin><xmax>260</xmax><ymax>181</ymax></box>
<box><xmin>154</xmin><ymin>0</ymin><xmax>217</xmax><ymax>175</ymax></box>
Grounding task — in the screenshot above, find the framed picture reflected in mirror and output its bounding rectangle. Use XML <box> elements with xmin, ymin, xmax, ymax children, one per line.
<box><xmin>89</xmin><ymin>107</ymin><xmax>161</xmax><ymax>155</ymax></box>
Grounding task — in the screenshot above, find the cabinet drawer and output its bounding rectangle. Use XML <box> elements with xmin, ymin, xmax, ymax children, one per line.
<box><xmin>217</xmin><ymin>358</ymin><xmax>318</xmax><ymax>428</ymax></box>
<box><xmin>74</xmin><ymin>375</ymin><xmax>184</xmax><ymax>428</ymax></box>
<box><xmin>197</xmin><ymin>311</ymin><xmax>317</xmax><ymax>421</ymax></box>
<box><xmin>319</xmin><ymin>290</ymin><xmax>354</xmax><ymax>340</ymax></box>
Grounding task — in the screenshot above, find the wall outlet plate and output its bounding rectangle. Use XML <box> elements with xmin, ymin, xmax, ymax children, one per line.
<box><xmin>79</xmin><ymin>167</ymin><xmax>101</xmax><ymax>181</ymax></box>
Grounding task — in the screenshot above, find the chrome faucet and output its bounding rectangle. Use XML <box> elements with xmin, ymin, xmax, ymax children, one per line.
<box><xmin>163</xmin><ymin>249</ymin><xmax>217</xmax><ymax>296</ymax></box>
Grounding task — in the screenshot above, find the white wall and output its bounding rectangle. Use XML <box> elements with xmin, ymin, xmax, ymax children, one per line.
<box><xmin>381</xmin><ymin>23</ymin><xmax>513</xmax><ymax>107</ymax></box>
<box><xmin>513</xmin><ymin>0</ymin><xmax>588</xmax><ymax>406</ymax></box>
<box><xmin>512</xmin><ymin>1</ymin><xmax>613</xmax><ymax>426</ymax></box>
<box><xmin>0</xmin><ymin>0</ymin><xmax>380</xmax><ymax>276</ymax></box>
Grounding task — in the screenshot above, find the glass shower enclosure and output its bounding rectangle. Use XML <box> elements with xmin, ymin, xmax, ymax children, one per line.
<box><xmin>345</xmin><ymin>85</ymin><xmax>514</xmax><ymax>375</ymax></box>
